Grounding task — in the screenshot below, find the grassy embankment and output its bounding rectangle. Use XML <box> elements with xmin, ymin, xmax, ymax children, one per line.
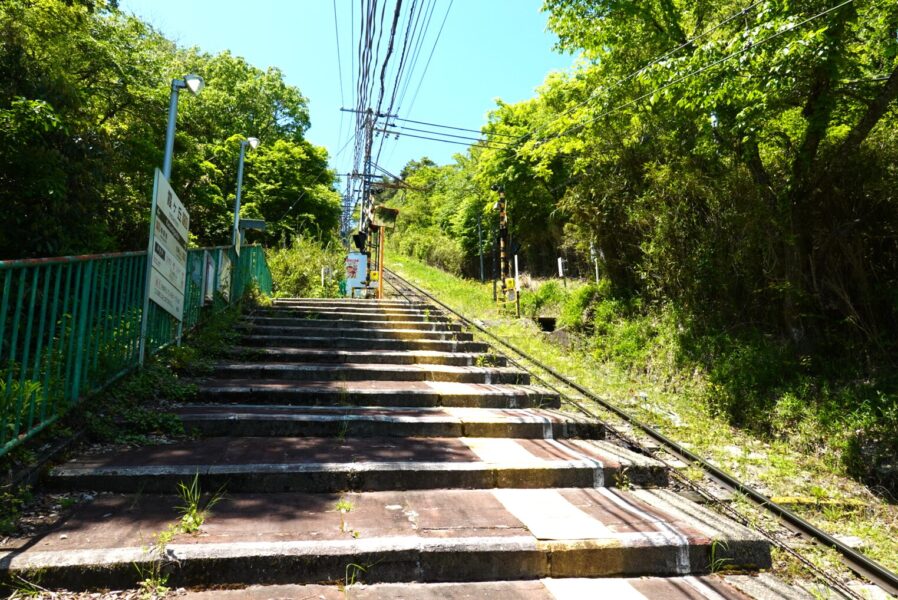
<box><xmin>389</xmin><ymin>253</ymin><xmax>898</xmax><ymax>581</ymax></box>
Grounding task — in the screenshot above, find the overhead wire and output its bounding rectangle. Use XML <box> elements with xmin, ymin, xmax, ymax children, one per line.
<box><xmin>392</xmin><ymin>124</ymin><xmax>511</xmax><ymax>144</ymax></box>
<box><xmin>391</xmin><ymin>115</ymin><xmax>519</xmax><ymax>138</ymax></box>
<box><xmin>376</xmin><ymin>127</ymin><xmax>511</xmax><ymax>150</ymax></box>
<box><xmin>404</xmin><ymin>0</ymin><xmax>453</xmax><ymax>118</ymax></box>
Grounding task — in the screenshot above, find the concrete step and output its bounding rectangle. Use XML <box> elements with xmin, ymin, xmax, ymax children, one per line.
<box><xmin>208</xmin><ymin>362</ymin><xmax>529</xmax><ymax>384</ymax></box>
<box><xmin>192</xmin><ymin>379</ymin><xmax>559</xmax><ymax>409</ymax></box>
<box><xmin>273</xmin><ymin>298</ymin><xmax>430</xmax><ymax>309</ymax></box>
<box><xmin>240</xmin><ymin>334</ymin><xmax>489</xmax><ymax>353</ymax></box>
<box><xmin>244</xmin><ymin>315</ymin><xmax>463</xmax><ymax>332</ymax></box>
<box><xmin>47</xmin><ymin>436</ymin><xmax>667</xmax><ymax>493</ymax></box>
<box><xmin>224</xmin><ymin>347</ymin><xmax>508</xmax><ymax>367</ymax></box>
<box><xmin>182</xmin><ymin>576</ymin><xmax>802</xmax><ymax>599</ymax></box>
<box><xmin>238</xmin><ymin>323</ymin><xmax>474</xmax><ymax>342</ymax></box>
<box><xmin>251</xmin><ymin>308</ymin><xmax>452</xmax><ymax>323</ymax></box>
<box><xmin>1</xmin><ymin>488</ymin><xmax>771</xmax><ymax>590</ymax></box>
<box><xmin>175</xmin><ymin>406</ymin><xmax>601</xmax><ymax>439</ymax></box>
<box><xmin>268</xmin><ymin>303</ymin><xmax>444</xmax><ymax>316</ymax></box>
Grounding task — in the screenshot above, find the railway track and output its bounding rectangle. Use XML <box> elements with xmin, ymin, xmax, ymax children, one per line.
<box><xmin>385</xmin><ymin>267</ymin><xmax>898</xmax><ymax>599</ymax></box>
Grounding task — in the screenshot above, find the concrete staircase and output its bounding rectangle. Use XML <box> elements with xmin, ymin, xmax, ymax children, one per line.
<box><xmin>3</xmin><ymin>297</ymin><xmax>778</xmax><ymax>597</ymax></box>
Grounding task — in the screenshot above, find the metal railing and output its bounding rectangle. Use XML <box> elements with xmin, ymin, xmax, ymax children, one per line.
<box><xmin>0</xmin><ymin>245</ymin><xmax>271</xmax><ymax>456</ymax></box>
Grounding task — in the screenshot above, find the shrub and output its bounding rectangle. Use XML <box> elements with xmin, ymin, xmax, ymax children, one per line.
<box><xmin>520</xmin><ymin>280</ymin><xmax>568</xmax><ymax>318</ymax></box>
<box><xmin>266</xmin><ymin>236</ymin><xmax>344</xmax><ymax>298</ymax></box>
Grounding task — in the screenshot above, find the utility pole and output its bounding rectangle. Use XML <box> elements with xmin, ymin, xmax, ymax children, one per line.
<box><xmin>362</xmin><ymin>108</ymin><xmax>374</xmax><ymax>231</ymax></box>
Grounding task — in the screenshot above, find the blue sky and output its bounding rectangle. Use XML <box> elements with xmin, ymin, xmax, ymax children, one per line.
<box><xmin>120</xmin><ymin>0</ymin><xmax>575</xmax><ymax>176</ymax></box>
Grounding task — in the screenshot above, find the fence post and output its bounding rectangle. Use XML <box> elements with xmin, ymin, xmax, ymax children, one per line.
<box><xmin>70</xmin><ymin>260</ymin><xmax>94</xmax><ymax>404</ymax></box>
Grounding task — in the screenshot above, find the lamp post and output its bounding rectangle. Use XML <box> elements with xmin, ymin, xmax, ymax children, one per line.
<box><xmin>139</xmin><ymin>74</ymin><xmax>204</xmax><ymax>366</ymax></box>
<box><xmin>232</xmin><ymin>137</ymin><xmax>260</xmax><ymax>247</ymax></box>
<box><xmin>162</xmin><ymin>74</ymin><xmax>204</xmax><ymax>179</ymax></box>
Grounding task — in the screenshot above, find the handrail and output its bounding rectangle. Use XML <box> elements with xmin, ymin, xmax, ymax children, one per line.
<box><xmin>0</xmin><ymin>245</ymin><xmax>272</xmax><ymax>456</ymax></box>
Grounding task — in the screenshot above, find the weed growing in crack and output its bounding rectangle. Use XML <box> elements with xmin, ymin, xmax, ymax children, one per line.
<box><xmin>709</xmin><ymin>538</ymin><xmax>733</xmax><ymax>573</ymax></box>
<box><xmin>176</xmin><ymin>473</ymin><xmax>225</xmax><ymax>534</ymax></box>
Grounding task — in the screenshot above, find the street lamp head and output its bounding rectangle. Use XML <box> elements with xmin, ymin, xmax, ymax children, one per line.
<box><xmin>247</xmin><ymin>137</ymin><xmax>260</xmax><ymax>150</ymax></box>
<box><xmin>184</xmin><ymin>74</ymin><xmax>205</xmax><ymax>95</ymax></box>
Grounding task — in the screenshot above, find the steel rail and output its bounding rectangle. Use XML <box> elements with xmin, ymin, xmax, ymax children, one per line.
<box><xmin>384</xmin><ymin>268</ymin><xmax>898</xmax><ymax>598</ymax></box>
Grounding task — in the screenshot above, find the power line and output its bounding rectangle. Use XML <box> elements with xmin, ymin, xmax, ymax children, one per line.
<box><xmin>404</xmin><ymin>0</ymin><xmax>453</xmax><ymax>117</ymax></box>
<box><xmin>377</xmin><ymin>127</ymin><xmax>510</xmax><ymax>150</ymax></box>
<box><xmin>393</xmin><ymin>124</ymin><xmax>508</xmax><ymax>144</ymax></box>
<box><xmin>391</xmin><ymin>114</ymin><xmax>518</xmax><ymax>138</ymax></box>
<box><xmin>332</xmin><ymin>0</ymin><xmax>346</xmax><ymax>109</ymax></box>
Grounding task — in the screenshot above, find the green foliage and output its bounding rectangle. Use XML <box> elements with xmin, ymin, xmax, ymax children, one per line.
<box><xmin>0</xmin><ymin>485</ymin><xmax>32</xmax><ymax>536</ymax></box>
<box><xmin>393</xmin><ymin>228</ymin><xmax>465</xmax><ymax>275</ymax></box>
<box><xmin>84</xmin><ymin>363</ymin><xmax>189</xmax><ymax>445</ymax></box>
<box><xmin>266</xmin><ymin>236</ymin><xmax>344</xmax><ymax>298</ymax></box>
<box><xmin>519</xmin><ymin>281</ymin><xmax>568</xmax><ymax>319</ymax></box>
<box><xmin>0</xmin><ymin>0</ymin><xmax>340</xmax><ymax>259</ymax></box>
<box><xmin>0</xmin><ymin>378</ymin><xmax>44</xmax><ymax>441</ymax></box>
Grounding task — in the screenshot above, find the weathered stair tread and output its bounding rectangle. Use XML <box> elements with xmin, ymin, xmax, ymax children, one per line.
<box><xmin>224</xmin><ymin>347</ymin><xmax>504</xmax><ymax>366</ymax></box>
<box><xmin>244</xmin><ymin>315</ymin><xmax>463</xmax><ymax>331</ymax></box>
<box><xmin>273</xmin><ymin>297</ymin><xmax>429</xmax><ymax>306</ymax></box>
<box><xmin>176</xmin><ymin>405</ymin><xmax>602</xmax><ymax>438</ymax></box>
<box><xmin>193</xmin><ymin>378</ymin><xmax>558</xmax><ymax>409</ymax></box>
<box><xmin>48</xmin><ymin>436</ymin><xmax>665</xmax><ymax>492</ymax></box>
<box><xmin>250</xmin><ymin>308</ymin><xmax>452</xmax><ymax>322</ymax></box>
<box><xmin>208</xmin><ymin>361</ymin><xmax>528</xmax><ymax>384</ymax></box>
<box><xmin>239</xmin><ymin>323</ymin><xmax>473</xmax><ymax>341</ymax></box>
<box><xmin>0</xmin><ymin>488</ymin><xmax>770</xmax><ymax>590</ymax></box>
<box><xmin>240</xmin><ymin>334</ymin><xmax>487</xmax><ymax>352</ymax></box>
<box><xmin>273</xmin><ymin>300</ymin><xmax>436</xmax><ymax>310</ymax></box>
<box><xmin>182</xmin><ymin>577</ymin><xmax>776</xmax><ymax>600</ymax></box>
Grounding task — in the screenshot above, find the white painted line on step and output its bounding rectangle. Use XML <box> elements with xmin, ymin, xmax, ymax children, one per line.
<box><xmin>542</xmin><ymin>577</ymin><xmax>648</xmax><ymax>599</ymax></box>
<box><xmin>492</xmin><ymin>490</ymin><xmax>612</xmax><ymax>540</ymax></box>
<box><xmin>682</xmin><ymin>576</ymin><xmax>730</xmax><ymax>600</ymax></box>
<box><xmin>597</xmin><ymin>488</ymin><xmax>692</xmax><ymax>575</ymax></box>
<box><xmin>462</xmin><ymin>438</ymin><xmax>542</xmax><ymax>465</ymax></box>
<box><xmin>544</xmin><ymin>439</ymin><xmax>604</xmax><ymax>487</ymax></box>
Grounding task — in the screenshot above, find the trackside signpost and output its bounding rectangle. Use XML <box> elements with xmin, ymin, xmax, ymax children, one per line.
<box><xmin>139</xmin><ymin>168</ymin><xmax>190</xmax><ymax>364</ymax></box>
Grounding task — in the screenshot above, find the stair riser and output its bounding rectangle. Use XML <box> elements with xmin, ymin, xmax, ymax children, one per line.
<box><xmin>208</xmin><ymin>367</ymin><xmax>529</xmax><ymax>385</ymax></box>
<box><xmin>0</xmin><ymin>538</ymin><xmax>770</xmax><ymax>592</ymax></box>
<box><xmin>180</xmin><ymin>418</ymin><xmax>603</xmax><ymax>439</ymax></box>
<box><xmin>192</xmin><ymin>389</ymin><xmax>560</xmax><ymax>410</ymax></box>
<box><xmin>239</xmin><ymin>326</ymin><xmax>473</xmax><ymax>342</ymax></box>
<box><xmin>273</xmin><ymin>300</ymin><xmax>430</xmax><ymax>308</ymax></box>
<box><xmin>223</xmin><ymin>350</ymin><xmax>508</xmax><ymax>367</ymax></box>
<box><xmin>48</xmin><ymin>464</ymin><xmax>667</xmax><ymax>494</ymax></box>
<box><xmin>244</xmin><ymin>318</ymin><xmax>463</xmax><ymax>332</ymax></box>
<box><xmin>240</xmin><ymin>336</ymin><xmax>489</xmax><ymax>353</ymax></box>
<box><xmin>252</xmin><ymin>310</ymin><xmax>451</xmax><ymax>323</ymax></box>
<box><xmin>264</xmin><ymin>306</ymin><xmax>445</xmax><ymax>316</ymax></box>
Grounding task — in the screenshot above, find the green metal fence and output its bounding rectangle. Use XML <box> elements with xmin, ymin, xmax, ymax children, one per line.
<box><xmin>0</xmin><ymin>245</ymin><xmax>271</xmax><ymax>456</ymax></box>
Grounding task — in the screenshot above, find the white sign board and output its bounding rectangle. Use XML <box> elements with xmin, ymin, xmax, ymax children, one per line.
<box><xmin>344</xmin><ymin>252</ymin><xmax>368</xmax><ymax>298</ymax></box>
<box><xmin>148</xmin><ymin>169</ymin><xmax>189</xmax><ymax>320</ymax></box>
